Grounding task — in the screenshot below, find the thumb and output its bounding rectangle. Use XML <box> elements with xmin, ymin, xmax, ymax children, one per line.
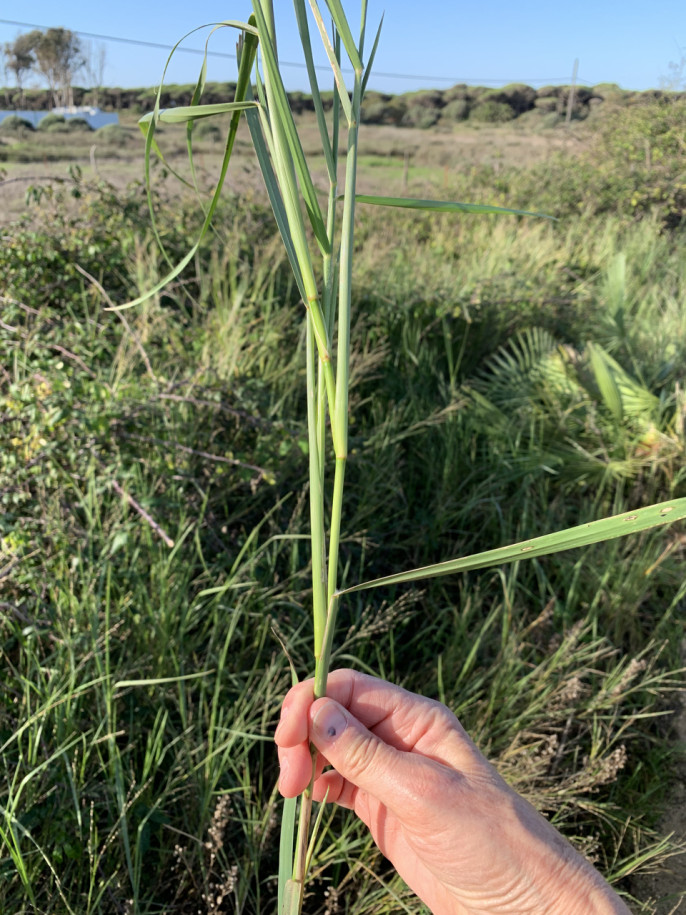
<box><xmin>309</xmin><ymin>697</ymin><xmax>422</xmax><ymax>812</ymax></box>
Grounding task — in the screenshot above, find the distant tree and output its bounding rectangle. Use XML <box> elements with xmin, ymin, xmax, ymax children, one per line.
<box><xmin>661</xmin><ymin>51</ymin><xmax>686</xmax><ymax>91</ymax></box>
<box><xmin>83</xmin><ymin>40</ymin><xmax>107</xmax><ymax>107</ymax></box>
<box><xmin>31</xmin><ymin>28</ymin><xmax>85</xmax><ymax>108</ymax></box>
<box><xmin>3</xmin><ymin>32</ymin><xmax>37</xmax><ymax>105</ymax></box>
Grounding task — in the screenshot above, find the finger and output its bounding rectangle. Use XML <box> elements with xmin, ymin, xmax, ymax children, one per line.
<box><xmin>312</xmin><ymin>769</ymin><xmax>350</xmax><ymax>806</ymax></box>
<box><xmin>322</xmin><ymin>670</ymin><xmax>480</xmax><ymax>773</ymax></box>
<box><xmin>308</xmin><ymin>697</ymin><xmax>455</xmax><ymax>823</ymax></box>
<box><xmin>277</xmin><ymin>741</ymin><xmax>314</xmax><ymax>798</ymax></box>
<box><xmin>275</xmin><ymin>677</ymin><xmax>317</xmax><ymax>748</ymax></box>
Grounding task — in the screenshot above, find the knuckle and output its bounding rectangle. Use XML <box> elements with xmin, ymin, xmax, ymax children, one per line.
<box><xmin>343</xmin><ymin>732</ymin><xmax>381</xmax><ymax>781</ymax></box>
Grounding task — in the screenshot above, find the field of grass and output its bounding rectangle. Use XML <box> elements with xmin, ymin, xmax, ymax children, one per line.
<box><xmin>1</xmin><ymin>92</ymin><xmax>686</xmax><ymax>915</ymax></box>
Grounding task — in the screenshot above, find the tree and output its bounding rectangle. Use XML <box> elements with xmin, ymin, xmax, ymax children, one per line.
<box><xmin>3</xmin><ymin>32</ymin><xmax>37</xmax><ymax>105</ymax></box>
<box><xmin>32</xmin><ymin>28</ymin><xmax>85</xmax><ymax>108</ymax></box>
<box><xmin>83</xmin><ymin>40</ymin><xmax>107</xmax><ymax>108</ymax></box>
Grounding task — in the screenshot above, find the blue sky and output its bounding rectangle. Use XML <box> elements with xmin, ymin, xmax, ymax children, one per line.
<box><xmin>1</xmin><ymin>2</ymin><xmax>685</xmax><ymax>94</ymax></box>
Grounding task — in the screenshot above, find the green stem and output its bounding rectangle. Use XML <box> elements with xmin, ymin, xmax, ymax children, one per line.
<box><xmin>327</xmin><ymin>71</ymin><xmax>362</xmax><ymax>604</ymax></box>
<box><xmin>307</xmin><ymin>318</ymin><xmax>328</xmax><ymax>659</ymax></box>
<box><xmin>314</xmin><ymin>593</ymin><xmax>340</xmax><ymax>698</ymax></box>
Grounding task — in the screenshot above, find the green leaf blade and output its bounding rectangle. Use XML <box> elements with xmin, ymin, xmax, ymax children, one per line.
<box><xmin>354</xmin><ymin>194</ymin><xmax>554</xmax><ymax>219</ymax></box>
<box><xmin>341</xmin><ymin>499</ymin><xmax>686</xmax><ymax>594</ymax></box>
<box><xmin>139</xmin><ymin>100</ymin><xmax>258</xmax><ymax>125</ymax></box>
<box><xmin>278</xmin><ymin>798</ymin><xmax>298</xmax><ymax>915</ymax></box>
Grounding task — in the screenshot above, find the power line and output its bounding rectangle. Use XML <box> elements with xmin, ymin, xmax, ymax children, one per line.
<box><xmin>0</xmin><ymin>17</ymin><xmax>586</xmax><ymax>86</ymax></box>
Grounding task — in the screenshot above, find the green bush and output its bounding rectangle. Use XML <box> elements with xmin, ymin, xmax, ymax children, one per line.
<box><xmin>442</xmin><ymin>98</ymin><xmax>470</xmax><ymax>122</ymax></box>
<box><xmin>95</xmin><ymin>123</ymin><xmax>131</xmax><ymax>145</ymax></box>
<box><xmin>491</xmin><ymin>83</ymin><xmax>536</xmax><ymax>114</ymax></box>
<box><xmin>469</xmin><ymin>100</ymin><xmax>516</xmax><ymax>123</ymax></box>
<box><xmin>66</xmin><ymin>117</ymin><xmax>92</xmax><ymax>132</ymax></box>
<box><xmin>534</xmin><ymin>96</ymin><xmax>558</xmax><ymax>112</ymax></box>
<box><xmin>402</xmin><ymin>106</ymin><xmax>440</xmax><ymax>129</ymax></box>
<box><xmin>403</xmin><ymin>89</ymin><xmax>444</xmax><ymax>109</ymax></box>
<box><xmin>361</xmin><ymin>97</ymin><xmax>407</xmax><ymax>126</ymax></box>
<box><xmin>536</xmin><ymin>85</ymin><xmax>561</xmax><ymax>99</ymax></box>
<box><xmin>0</xmin><ymin>114</ymin><xmax>34</xmax><ymax>133</ymax></box>
<box><xmin>37</xmin><ymin>113</ymin><xmax>67</xmax><ymax>132</ymax></box>
<box><xmin>443</xmin><ymin>83</ymin><xmax>471</xmax><ymax>102</ymax></box>
<box><xmin>193</xmin><ymin>119</ymin><xmax>222</xmax><ymax>141</ymax></box>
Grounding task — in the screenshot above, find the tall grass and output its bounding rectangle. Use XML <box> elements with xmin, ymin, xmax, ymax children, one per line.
<box><xmin>121</xmin><ymin>4</ymin><xmax>686</xmax><ymax>907</ymax></box>
<box><xmin>1</xmin><ymin>48</ymin><xmax>685</xmax><ymax>913</ymax></box>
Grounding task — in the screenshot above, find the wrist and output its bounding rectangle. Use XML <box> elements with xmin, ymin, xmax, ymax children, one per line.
<box><xmin>542</xmin><ymin>856</ymin><xmax>631</xmax><ymax>915</ymax></box>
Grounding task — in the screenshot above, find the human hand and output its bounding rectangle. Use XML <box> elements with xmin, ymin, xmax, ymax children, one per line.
<box><xmin>275</xmin><ymin>669</ymin><xmax>630</xmax><ymax>915</ymax></box>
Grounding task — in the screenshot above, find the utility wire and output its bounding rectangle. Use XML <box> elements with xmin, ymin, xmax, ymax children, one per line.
<box><xmin>0</xmin><ymin>17</ymin><xmax>585</xmax><ymax>86</ymax></box>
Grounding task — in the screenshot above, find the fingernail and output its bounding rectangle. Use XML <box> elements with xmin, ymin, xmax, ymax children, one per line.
<box><xmin>312</xmin><ymin>701</ymin><xmax>348</xmax><ymax>742</ymax></box>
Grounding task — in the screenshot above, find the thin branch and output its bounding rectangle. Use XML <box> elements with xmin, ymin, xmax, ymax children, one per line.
<box><xmin>110</xmin><ymin>479</ymin><xmax>175</xmax><ymax>548</ymax></box>
<box><xmin>120</xmin><ymin>430</ymin><xmax>270</xmax><ymax>479</ymax></box>
<box><xmin>49</xmin><ymin>343</ymin><xmax>97</xmax><ymax>378</ymax></box>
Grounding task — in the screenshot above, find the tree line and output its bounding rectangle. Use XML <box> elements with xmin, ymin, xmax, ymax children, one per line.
<box><xmin>2</xmin><ymin>28</ymin><xmax>106</xmax><ymax>108</ymax></box>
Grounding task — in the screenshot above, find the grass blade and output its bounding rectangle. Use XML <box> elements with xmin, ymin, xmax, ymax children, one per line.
<box><xmin>245</xmin><ymin>88</ymin><xmax>308</xmax><ymax>303</ymax></box>
<box><xmin>112</xmin><ymin>21</ymin><xmax>259</xmax><ymax>311</ymax></box>
<box><xmin>293</xmin><ymin>0</ymin><xmax>335</xmax><ymax>178</ymax></box>
<box><xmin>278</xmin><ymin>797</ymin><xmax>298</xmax><ymax>915</ymax></box>
<box><xmin>251</xmin><ymin>0</ymin><xmax>329</xmax><ymax>253</ymax></box>
<box><xmin>321</xmin><ymin>0</ymin><xmax>362</xmax><ymax>72</ymax></box>
<box><xmin>361</xmin><ymin>14</ymin><xmax>383</xmax><ymax>97</ymax></box>
<box><xmin>341</xmin><ymin>498</ymin><xmax>686</xmax><ymax>593</ymax></box>
<box><xmin>139</xmin><ymin>100</ymin><xmax>258</xmax><ymax>124</ymax></box>
<box><xmin>355</xmin><ymin>194</ymin><xmax>554</xmax><ymax>218</ymax></box>
<box><xmin>307</xmin><ymin>0</ymin><xmax>353</xmax><ymax>124</ymax></box>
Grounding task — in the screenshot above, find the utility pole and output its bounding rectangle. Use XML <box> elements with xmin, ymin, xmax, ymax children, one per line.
<box><xmin>565</xmin><ymin>58</ymin><xmax>579</xmax><ymax>126</ymax></box>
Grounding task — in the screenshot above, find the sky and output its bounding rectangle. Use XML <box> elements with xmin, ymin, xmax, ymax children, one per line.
<box><xmin>1</xmin><ymin>2</ymin><xmax>685</xmax><ymax>95</ymax></box>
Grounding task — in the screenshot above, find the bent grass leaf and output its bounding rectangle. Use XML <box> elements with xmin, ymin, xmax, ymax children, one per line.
<box><xmin>355</xmin><ymin>194</ymin><xmax>554</xmax><ymax>219</ymax></box>
<box><xmin>307</xmin><ymin>0</ymin><xmax>353</xmax><ymax>124</ymax></box>
<box><xmin>110</xmin><ymin>22</ymin><xmax>259</xmax><ymax>311</ymax></box>
<box><xmin>341</xmin><ymin>499</ymin><xmax>686</xmax><ymax>594</ymax></box>
<box><xmin>251</xmin><ymin>0</ymin><xmax>329</xmax><ymax>254</ymax></box>
<box><xmin>292</xmin><ymin>0</ymin><xmax>335</xmax><ymax>176</ymax></box>
<box><xmin>139</xmin><ymin>101</ymin><xmax>258</xmax><ymax>125</ymax></box>
<box><xmin>321</xmin><ymin>0</ymin><xmax>362</xmax><ymax>72</ymax></box>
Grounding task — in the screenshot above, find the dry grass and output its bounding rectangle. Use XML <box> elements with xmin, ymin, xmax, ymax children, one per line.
<box><xmin>0</xmin><ymin>112</ymin><xmax>589</xmax><ymax>222</ymax></box>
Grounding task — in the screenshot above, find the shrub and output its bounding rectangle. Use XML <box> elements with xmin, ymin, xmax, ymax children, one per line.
<box><xmin>444</xmin><ymin>83</ymin><xmax>471</xmax><ymax>102</ymax></box>
<box><xmin>193</xmin><ymin>120</ymin><xmax>222</xmax><ymax>141</ymax></box>
<box><xmin>95</xmin><ymin>124</ymin><xmax>131</xmax><ymax>145</ymax></box>
<box><xmin>534</xmin><ymin>96</ymin><xmax>559</xmax><ymax>112</ymax></box>
<box><xmin>0</xmin><ymin>115</ymin><xmax>34</xmax><ymax>134</ymax></box>
<box><xmin>402</xmin><ymin>105</ymin><xmax>441</xmax><ymax>129</ymax></box>
<box><xmin>37</xmin><ymin>113</ymin><xmax>67</xmax><ymax>132</ymax></box>
<box><xmin>362</xmin><ymin>97</ymin><xmax>407</xmax><ymax>126</ymax></box>
<box><xmin>469</xmin><ymin>100</ymin><xmax>516</xmax><ymax>123</ymax></box>
<box><xmin>442</xmin><ymin>98</ymin><xmax>470</xmax><ymax>122</ymax></box>
<box><xmin>66</xmin><ymin>117</ymin><xmax>92</xmax><ymax>132</ymax></box>
<box><xmin>491</xmin><ymin>83</ymin><xmax>536</xmax><ymax>114</ymax></box>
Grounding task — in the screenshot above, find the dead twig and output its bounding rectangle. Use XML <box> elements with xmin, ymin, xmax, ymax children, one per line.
<box><xmin>120</xmin><ymin>430</ymin><xmax>269</xmax><ymax>480</ymax></box>
<box><xmin>111</xmin><ymin>479</ymin><xmax>175</xmax><ymax>548</ymax></box>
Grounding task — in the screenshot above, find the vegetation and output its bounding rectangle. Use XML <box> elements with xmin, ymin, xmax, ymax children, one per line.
<box><xmin>2</xmin><ymin>28</ymin><xmax>88</xmax><ymax>108</ymax></box>
<box><xmin>1</xmin><ymin>74</ymin><xmax>685</xmax><ymax>125</ymax></box>
<box><xmin>1</xmin><ymin>22</ymin><xmax>686</xmax><ymax>915</ymax></box>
